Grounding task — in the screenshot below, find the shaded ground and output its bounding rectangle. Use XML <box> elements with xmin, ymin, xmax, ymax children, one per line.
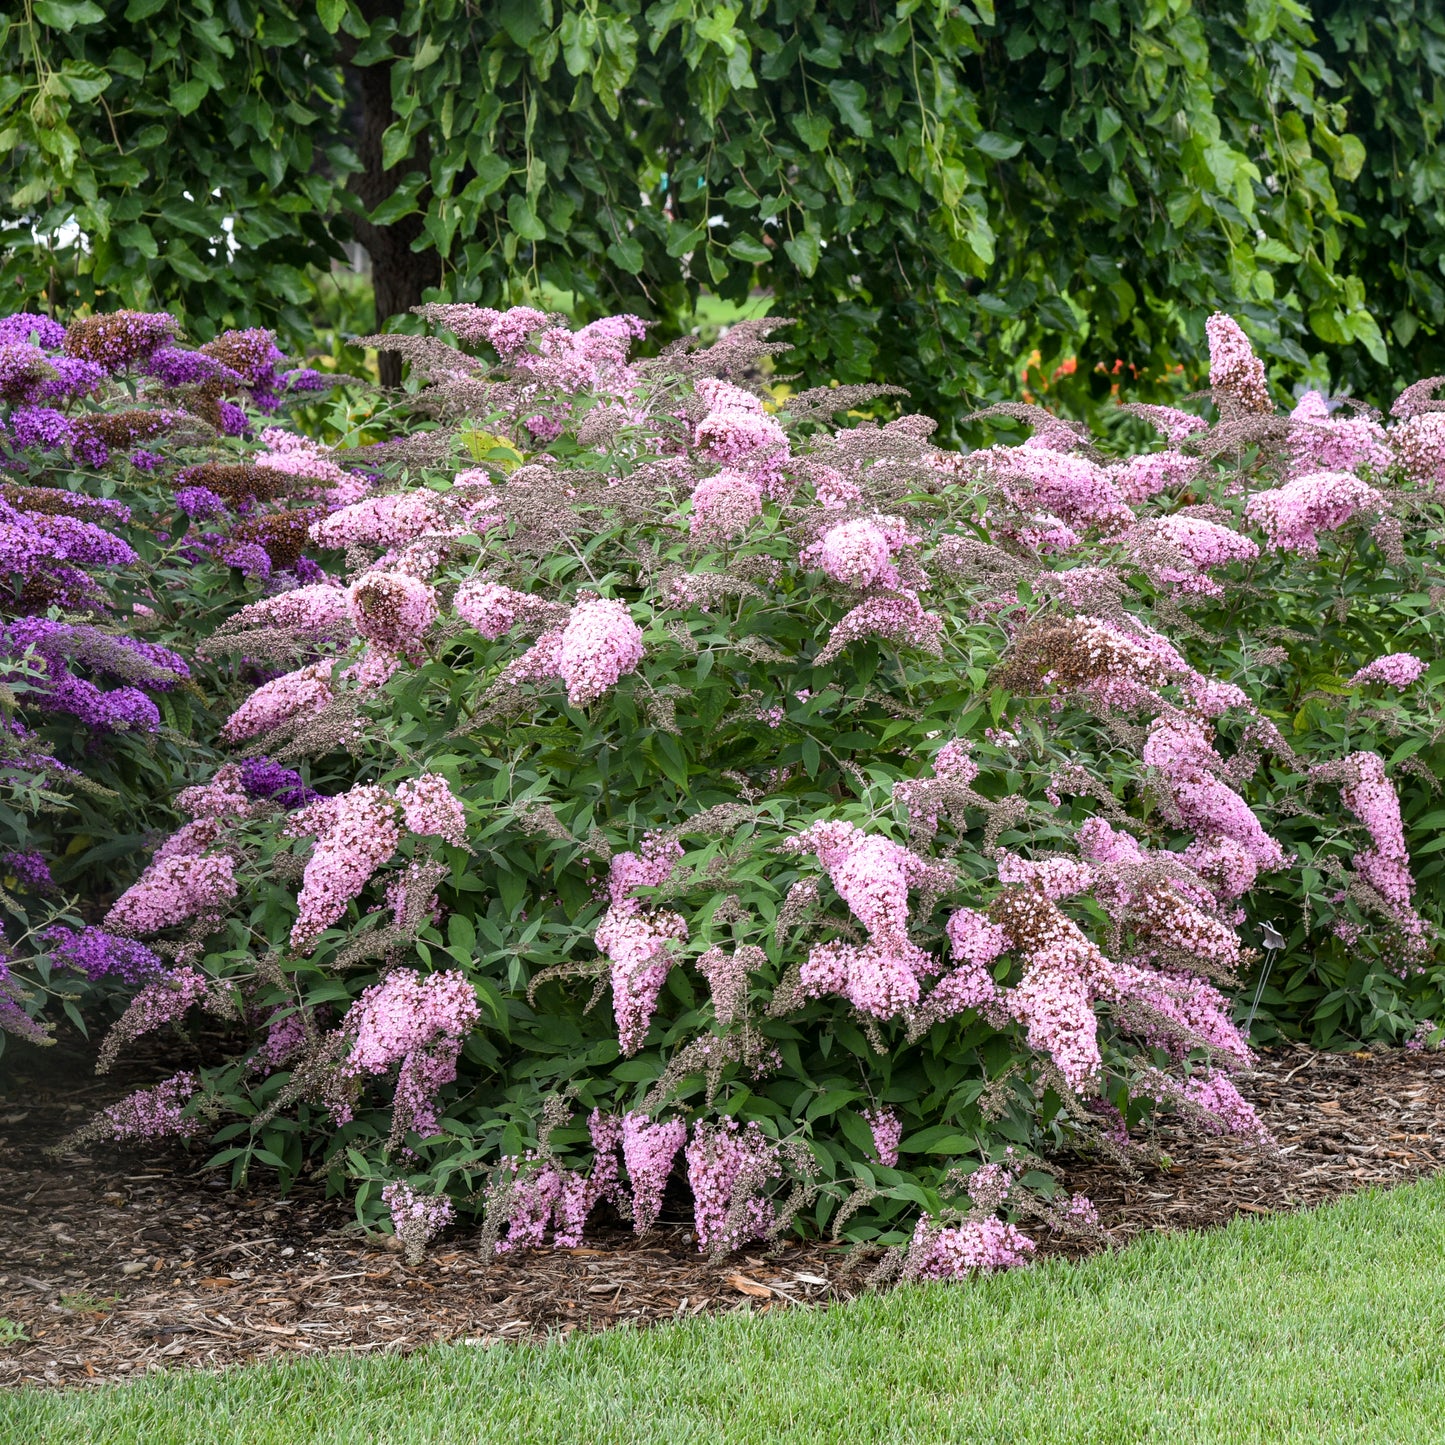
<box><xmin>2</xmin><ymin>1039</ymin><xmax>1442</xmax><ymax>1388</ymax></box>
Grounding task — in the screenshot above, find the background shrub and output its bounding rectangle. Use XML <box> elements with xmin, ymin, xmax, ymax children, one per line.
<box><xmin>0</xmin><ymin>2</ymin><xmax>1438</xmax><ymax>419</ymax></box>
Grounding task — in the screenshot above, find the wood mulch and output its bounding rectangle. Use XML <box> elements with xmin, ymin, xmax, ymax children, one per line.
<box><xmin>1</xmin><ymin>1039</ymin><xmax>1442</xmax><ymax>1388</ymax></box>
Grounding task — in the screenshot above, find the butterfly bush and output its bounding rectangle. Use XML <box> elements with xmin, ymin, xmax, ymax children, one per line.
<box><xmin>382</xmin><ymin>1181</ymin><xmax>456</xmax><ymax>1264</ymax></box>
<box><xmin>4</xmin><ymin>303</ymin><xmax>1443</xmax><ymax>1273</ymax></box>
<box><xmin>0</xmin><ymin>307</ymin><xmax>357</xmax><ymax>1048</ymax></box>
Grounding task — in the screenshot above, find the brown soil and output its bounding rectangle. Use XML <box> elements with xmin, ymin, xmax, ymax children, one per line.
<box><xmin>2</xmin><ymin>1040</ymin><xmax>1442</xmax><ymax>1388</ymax></box>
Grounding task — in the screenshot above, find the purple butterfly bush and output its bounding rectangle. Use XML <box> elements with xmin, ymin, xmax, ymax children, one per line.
<box><xmin>62</xmin><ymin>310</ymin><xmax>178</xmax><ymax>371</ymax></box>
<box><xmin>238</xmin><ymin>756</ymin><xmax>320</xmax><ymax>808</ymax></box>
<box><xmin>30</xmin><ymin>356</ymin><xmax>106</xmax><ymax>405</ymax></box>
<box><xmin>282</xmin><ymin>368</ymin><xmax>336</xmax><ymax>393</ymax></box>
<box><xmin>43</xmin><ymin>925</ymin><xmax>166</xmax><ymax>983</ymax></box>
<box><xmin>1</xmin><ymin>848</ymin><xmax>54</xmax><ymax>893</ymax></box>
<box><xmin>6</xmin><ymin>405</ymin><xmax>76</xmax><ymax>451</ymax></box>
<box><xmin>174</xmin><ymin>485</ymin><xmax>229</xmax><ymax>521</ymax></box>
<box><xmin>144</xmin><ymin>346</ymin><xmax>245</xmax><ymax>390</ymax></box>
<box><xmin>0</xmin><ymin>313</ymin><xmax>66</xmax><ymax>350</ymax></box>
<box><xmin>0</xmin><ymin>619</ymin><xmax>189</xmax><ymax>733</ymax></box>
<box><xmin>217</xmin><ymin>400</ymin><xmax>250</xmax><ymax>436</ymax></box>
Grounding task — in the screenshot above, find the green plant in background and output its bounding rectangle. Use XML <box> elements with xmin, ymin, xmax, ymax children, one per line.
<box><xmin>0</xmin><ymin>1</ymin><xmax>1428</xmax><ymax>420</ymax></box>
<box><xmin>0</xmin><ymin>0</ymin><xmax>352</xmax><ymax>342</ymax></box>
<box><xmin>1316</xmin><ymin>2</ymin><xmax>1445</xmax><ymax>398</ymax></box>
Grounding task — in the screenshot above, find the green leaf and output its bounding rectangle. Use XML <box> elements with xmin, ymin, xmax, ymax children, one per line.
<box><xmin>501</xmin><ymin>0</ymin><xmax>550</xmax><ymax>47</ymax></box>
<box><xmin>170</xmin><ymin>79</ymin><xmax>209</xmax><ymax>117</ymax></box>
<box><xmin>162</xmin><ymin>239</ymin><xmax>210</xmax><ymax>282</ymax></box>
<box><xmin>826</xmin><ymin>79</ymin><xmax>872</xmax><ymax>138</ymax></box>
<box><xmin>1255</xmin><ymin>237</ymin><xmax>1302</xmax><ymax>264</ymax></box>
<box><xmin>1333</xmin><ymin>134</ymin><xmax>1365</xmax><ymax>182</ymax></box>
<box><xmin>380</xmin><ymin>123</ymin><xmax>413</xmax><ymax>172</ymax></box>
<box><xmin>782</xmin><ymin>231</ymin><xmax>820</xmax><ymax>276</ymax></box>
<box><xmin>35</xmin><ymin>0</ymin><xmax>104</xmax><ymax>29</ymax></box>
<box><xmin>727</xmin><ymin>233</ymin><xmax>771</xmax><ymax>265</ymax></box>
<box><xmin>448</xmin><ymin>912</ymin><xmax>477</xmax><ymax>958</ymax></box>
<box><xmin>975</xmin><ymin>131</ymin><xmax>1023</xmax><ymax>161</ymax></box>
<box><xmin>606</xmin><ymin>234</ymin><xmax>645</xmax><ymax>274</ymax></box>
<box><xmin>370</xmin><ymin>182</ymin><xmax>423</xmax><ymax>227</ymax></box>
<box><xmin>791</xmin><ymin>112</ymin><xmax>832</xmax><ymax>152</ymax></box>
<box><xmin>462</xmin><ymin>153</ymin><xmax>512</xmax><ymax>203</ymax></box>
<box><xmin>117</xmin><ymin>221</ymin><xmax>157</xmax><ymax>258</ymax></box>
<box><xmin>507</xmin><ymin>193</ymin><xmax>548</xmax><ymax>241</ymax></box>
<box><xmin>804</xmin><ymin>1087</ymin><xmax>862</xmax><ymax>1121</ymax></box>
<box><xmin>58</xmin><ymin>62</ymin><xmax>111</xmax><ymax>103</ymax></box>
<box><xmin>317</xmin><ymin>0</ymin><xmax>349</xmax><ymax>34</ymax></box>
<box><xmin>123</xmin><ymin>0</ymin><xmax>167</xmax><ymax>17</ymax></box>
<box><xmin>1347</xmin><ymin>308</ymin><xmax>1388</xmax><ymax>365</ymax></box>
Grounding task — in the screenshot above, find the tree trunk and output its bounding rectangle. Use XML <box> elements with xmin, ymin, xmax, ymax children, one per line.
<box><xmin>341</xmin><ymin>1</ymin><xmax>442</xmax><ymax>387</ymax></box>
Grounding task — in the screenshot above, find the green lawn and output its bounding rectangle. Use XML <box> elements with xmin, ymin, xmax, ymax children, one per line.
<box><xmin>6</xmin><ymin>1177</ymin><xmax>1445</xmax><ymax>1445</ymax></box>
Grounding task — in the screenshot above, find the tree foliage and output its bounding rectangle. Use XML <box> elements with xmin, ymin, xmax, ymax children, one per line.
<box><xmin>0</xmin><ymin>1</ymin><xmax>1433</xmax><ymax>419</ymax></box>
<box><xmin>1317</xmin><ymin>2</ymin><xmax>1445</xmax><ymax>397</ymax></box>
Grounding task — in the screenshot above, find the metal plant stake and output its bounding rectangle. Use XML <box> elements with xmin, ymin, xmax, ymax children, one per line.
<box><xmin>1245</xmin><ymin>921</ymin><xmax>1286</xmax><ymax>1038</ymax></box>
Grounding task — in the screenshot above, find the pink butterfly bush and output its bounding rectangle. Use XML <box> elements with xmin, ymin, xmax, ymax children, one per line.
<box><xmin>503</xmin><ymin>593</ymin><xmax>645</xmax><ymax>707</ymax></box>
<box><xmin>1143</xmin><ymin>715</ymin><xmax>1288</xmax><ymax>873</ymax></box>
<box><xmin>806</xmin><ymin>515</ymin><xmax>913</xmax><ymax>589</ymax></box>
<box><xmin>336</xmin><ymin>968</ymin><xmax>480</xmax><ymax>1139</ymax></box>
<box><xmin>105</xmin><ymin>855</ymin><xmax>238</xmax><ymax>936</ymax></box>
<box><xmin>621</xmin><ymin>1113</ymin><xmax>688</xmax><ymax>1232</ymax></box>
<box><xmin>863</xmin><ymin>1107</ymin><xmax>903</xmax><ymax>1169</ymax></box>
<box><xmin>1287</xmin><ymin>390</ymin><xmax>1389</xmax><ymax>475</ymax></box>
<box><xmin>904</xmin><ymin>1215</ymin><xmax>1036</xmax><ymax>1278</ymax></box>
<box><xmin>494</xmin><ymin>1113</ymin><xmax>625</xmax><ymax>1251</ymax></box>
<box><xmin>47</xmin><ymin>304</ymin><xmax>1445</xmax><ymax>1278</ymax></box>
<box><xmin>382</xmin><ymin>1181</ymin><xmax>455</xmax><ymax>1264</ymax></box>
<box><xmin>287</xmin><ymin>784</ymin><xmax>401</xmax><ymax>954</ymax></box>
<box><xmin>454</xmin><ymin>579</ymin><xmax>541</xmax><ymax>638</ymax></box>
<box><xmin>685</xmin><ymin>1117</ymin><xmax>779</xmax><ymax>1253</ymax></box>
<box><xmin>557</xmin><ymin>596</ymin><xmax>646</xmax><ymax>706</ymax></box>
<box><xmin>88</xmin><ymin>1073</ymin><xmax>199</xmax><ymax>1142</ymax></box>
<box><xmin>312</xmin><ymin>491</ymin><xmax>459</xmax><ymax>550</ymax></box>
<box><xmin>1392</xmin><ymin>410</ymin><xmax>1445</xmax><ymax>487</ymax></box>
<box><xmin>1323</xmin><ymin>752</ymin><xmax>1425</xmax><ymax>939</ymax></box>
<box><xmin>815</xmin><ymin>589</ymin><xmax>944</xmax><ymax>665</ymax></box>
<box><xmin>991</xmin><ymin>883</ymin><xmax>1115</xmax><ymax>1090</ymax></box>
<box><xmin>220</xmin><ymin>661</ymin><xmax>334</xmax><ymax>743</ymax></box>
<box><xmin>1244</xmin><ymin>471</ymin><xmax>1384</xmax><ymax>554</ymax></box>
<box><xmin>965</xmin><ymin>440</ymin><xmax>1134</xmax><ymax>536</ymax></box>
<box><xmin>787</xmin><ymin>820</ymin><xmax>949</xmax><ymax>1017</ymax></box>
<box><xmin>693</xmin><ymin>378</ymin><xmax>789</xmax><ymax>466</ymax></box>
<box><xmin>1205</xmin><ymin>312</ymin><xmax>1272</xmax><ymax>413</ymax></box>
<box><xmin>395</xmin><ymin>773</ymin><xmax>468</xmax><ymax>847</ymax></box>
<box><xmin>689</xmin><ymin>468</ymin><xmax>763</xmax><ymax>542</ymax></box>
<box><xmin>1350</xmin><ymin>653</ymin><xmax>1425</xmax><ymax>688</ymax></box>
<box><xmin>214</xmin><ymin>584</ymin><xmax>351</xmax><ymax>641</ymax></box>
<box><xmin>1132</xmin><ymin>515</ymin><xmax>1259</xmax><ymax>596</ymax></box>
<box><xmin>593</xmin><ymin>836</ymin><xmax>688</xmax><ymax>1053</ymax></box>
<box><xmin>346</xmin><ymin>571</ymin><xmax>438</xmax><ymax>657</ymax></box>
<box><xmin>256</xmin><ymin>428</ymin><xmax>369</xmax><ymax>506</ymax></box>
<box><xmin>929</xmin><ymin>908</ymin><xmax>1007</xmax><ymax>1017</ymax></box>
<box><xmin>1106</xmin><ymin>449</ymin><xmax>1202</xmax><ymax>503</ymax></box>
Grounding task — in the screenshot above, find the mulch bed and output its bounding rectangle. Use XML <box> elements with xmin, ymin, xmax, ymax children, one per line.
<box><xmin>2</xmin><ymin>1039</ymin><xmax>1442</xmax><ymax>1388</ymax></box>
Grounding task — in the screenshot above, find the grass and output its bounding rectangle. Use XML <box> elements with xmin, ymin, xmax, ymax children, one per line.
<box><xmin>6</xmin><ymin>1177</ymin><xmax>1445</xmax><ymax>1444</ymax></box>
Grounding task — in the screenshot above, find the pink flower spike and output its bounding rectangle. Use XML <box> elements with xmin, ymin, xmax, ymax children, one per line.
<box><xmin>556</xmin><ymin>595</ymin><xmax>645</xmax><ymax>707</ymax></box>
<box><xmin>1350</xmin><ymin>653</ymin><xmax>1425</xmax><ymax>688</ymax></box>
<box><xmin>396</xmin><ymin>773</ymin><xmax>467</xmax><ymax>847</ymax></box>
<box><xmin>290</xmin><ymin>784</ymin><xmax>401</xmax><ymax>954</ymax></box>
